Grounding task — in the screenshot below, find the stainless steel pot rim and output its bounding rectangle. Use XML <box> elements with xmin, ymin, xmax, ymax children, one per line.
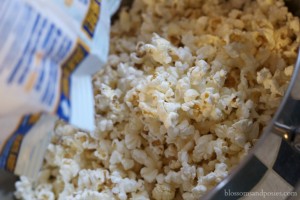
<box><xmin>203</xmin><ymin>50</ymin><xmax>300</xmax><ymax>199</ymax></box>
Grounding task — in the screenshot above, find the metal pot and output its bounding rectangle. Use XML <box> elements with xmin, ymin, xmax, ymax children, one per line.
<box><xmin>203</xmin><ymin>51</ymin><xmax>300</xmax><ymax>200</ymax></box>
<box><xmin>203</xmin><ymin>2</ymin><xmax>300</xmax><ymax>198</ymax></box>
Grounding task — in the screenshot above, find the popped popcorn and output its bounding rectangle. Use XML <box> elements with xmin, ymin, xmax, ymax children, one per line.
<box><xmin>15</xmin><ymin>0</ymin><xmax>300</xmax><ymax>200</ymax></box>
<box><xmin>152</xmin><ymin>183</ymin><xmax>175</xmax><ymax>200</ymax></box>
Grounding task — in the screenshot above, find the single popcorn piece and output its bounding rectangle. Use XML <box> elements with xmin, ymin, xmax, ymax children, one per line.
<box><xmin>144</xmin><ymin>34</ymin><xmax>176</xmax><ymax>65</ymax></box>
<box><xmin>152</xmin><ymin>183</ymin><xmax>175</xmax><ymax>200</ymax></box>
<box><xmin>60</xmin><ymin>159</ymin><xmax>80</xmax><ymax>182</ymax></box>
<box><xmin>15</xmin><ymin>0</ymin><xmax>300</xmax><ymax>200</ymax></box>
<box><xmin>77</xmin><ymin>169</ymin><xmax>107</xmax><ymax>191</ymax></box>
<box><xmin>141</xmin><ymin>167</ymin><xmax>159</xmax><ymax>183</ymax></box>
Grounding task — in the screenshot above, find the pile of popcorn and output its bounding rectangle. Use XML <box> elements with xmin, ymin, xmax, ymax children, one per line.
<box><xmin>15</xmin><ymin>0</ymin><xmax>300</xmax><ymax>199</ymax></box>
